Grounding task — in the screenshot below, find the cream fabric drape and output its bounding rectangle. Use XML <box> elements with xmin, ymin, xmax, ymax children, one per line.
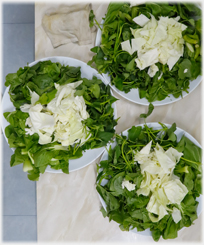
<box><xmin>35</xmin><ymin>2</ymin><xmax>202</xmax><ymax>242</ymax></box>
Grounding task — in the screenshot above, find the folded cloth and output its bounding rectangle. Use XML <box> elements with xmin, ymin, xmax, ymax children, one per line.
<box><xmin>42</xmin><ymin>3</ymin><xmax>96</xmax><ymax>48</ymax></box>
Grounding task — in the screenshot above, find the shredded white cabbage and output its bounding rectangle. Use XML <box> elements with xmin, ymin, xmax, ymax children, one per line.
<box><xmin>172</xmin><ymin>207</ymin><xmax>182</xmax><ymax>223</ymax></box>
<box><xmin>133</xmin><ymin>14</ymin><xmax>150</xmax><ymax>27</ymax></box>
<box><xmin>20</xmin><ymin>81</ymin><xmax>90</xmax><ymax>146</ymax></box>
<box><xmin>122</xmin><ymin>180</ymin><xmax>136</xmax><ymax>191</ymax></box>
<box><xmin>134</xmin><ymin>141</ymin><xmax>188</xmax><ymax>222</ymax></box>
<box><xmin>121</xmin><ymin>14</ymin><xmax>187</xmax><ymax>77</ymax></box>
<box><xmin>148</xmin><ymin>64</ymin><xmax>159</xmax><ymax>78</ymax></box>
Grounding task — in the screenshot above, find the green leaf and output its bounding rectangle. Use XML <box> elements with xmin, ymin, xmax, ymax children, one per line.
<box><xmin>89</xmin><ymin>9</ymin><xmax>95</xmax><ymax>28</ymax></box>
<box><xmin>140</xmin><ymin>103</ymin><xmax>154</xmax><ymax>119</ymax></box>
<box><xmin>33</xmin><ymin>150</ymin><xmax>53</xmax><ymax>167</ymax></box>
<box><xmin>151</xmin><ymin>229</ymin><xmax>162</xmax><ymax>242</ymax></box>
<box><xmin>113</xmin><ymin>145</ymin><xmax>121</xmax><ymax>164</ymax></box>
<box><xmin>127</xmin><ymin>195</ymin><xmax>149</xmax><ymax>208</ymax></box>
<box><xmin>100</xmin><ymin>206</ymin><xmax>107</xmax><ymax>217</ymax></box>
<box><xmin>10</xmin><ymin>148</ymin><xmax>26</xmax><ymax>167</ymax></box>
<box><xmin>28</xmin><ymin>74</ymin><xmax>54</xmax><ymax>96</ymax></box>
<box><xmin>178</xmin><ymin>59</ymin><xmax>192</xmax><ymax>79</ymax></box>
<box><xmin>37</xmin><ymin>89</ymin><xmax>57</xmax><ymax>104</ymax></box>
<box><xmin>126</xmin><ymin>58</ymin><xmax>136</xmax><ymax>72</ymax></box>
<box><xmin>128</xmin><ymin>126</ymin><xmax>142</xmax><ymax>142</ymax></box>
<box><xmin>27</xmin><ymin>172</ymin><xmax>40</xmax><ymax>181</ymax></box>
<box><xmin>195</xmin><ymin>19</ymin><xmax>202</xmax><ymax>33</ymax></box>
<box><xmin>183</xmin><ymin>167</ymin><xmax>194</xmax><ymax>192</ymax></box>
<box><xmin>97</xmin><ymin>131</ymin><xmax>114</xmax><ymax>142</ymax></box>
<box><xmin>167</xmin><ymin>122</ymin><xmax>177</xmax><ymax>142</ymax></box>
<box><xmin>183</xmin><ymin>137</ymin><xmax>202</xmax><ymax>169</ymax></box>
<box><xmin>109</xmin><ymin>172</ymin><xmax>125</xmax><ymax>196</ymax></box>
<box><xmin>163</xmin><ymin>216</ymin><xmax>177</xmax><ymax>239</ymax></box>
<box><xmin>96</xmin><ymin>184</ymin><xmax>120</xmax><ymax>211</ymax></box>
<box><xmin>90</xmin><ymin>83</ymin><xmax>100</xmax><ymax>98</ymax></box>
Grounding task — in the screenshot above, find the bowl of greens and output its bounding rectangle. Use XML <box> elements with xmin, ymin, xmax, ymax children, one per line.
<box><xmin>89</xmin><ymin>2</ymin><xmax>202</xmax><ymax>105</ymax></box>
<box><xmin>2</xmin><ymin>56</ymin><xmax>118</xmax><ymax>181</ymax></box>
<box><xmin>96</xmin><ymin>122</ymin><xmax>202</xmax><ymax>241</ymax></box>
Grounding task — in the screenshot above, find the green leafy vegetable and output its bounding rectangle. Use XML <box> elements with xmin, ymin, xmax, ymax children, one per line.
<box><xmin>96</xmin><ymin>123</ymin><xmax>202</xmax><ymax>241</ymax></box>
<box><xmin>140</xmin><ymin>103</ymin><xmax>154</xmax><ymax>119</ymax></box>
<box><xmin>4</xmin><ymin>60</ymin><xmax>118</xmax><ymax>181</ymax></box>
<box><xmin>89</xmin><ymin>9</ymin><xmax>102</xmax><ymax>30</ymax></box>
<box><xmin>88</xmin><ymin>2</ymin><xmax>202</xmax><ymax>102</ymax></box>
<box><xmin>89</xmin><ymin>9</ymin><xmax>96</xmax><ymax>28</ymax></box>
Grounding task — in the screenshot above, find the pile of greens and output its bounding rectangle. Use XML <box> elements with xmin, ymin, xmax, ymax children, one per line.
<box><xmin>4</xmin><ymin>60</ymin><xmax>117</xmax><ymax>181</ymax></box>
<box><xmin>96</xmin><ymin>123</ymin><xmax>202</xmax><ymax>241</ymax></box>
<box><xmin>88</xmin><ymin>2</ymin><xmax>202</xmax><ymax>102</ymax></box>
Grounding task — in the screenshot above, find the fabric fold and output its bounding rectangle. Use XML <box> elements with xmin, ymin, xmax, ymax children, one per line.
<box><xmin>42</xmin><ymin>3</ymin><xmax>96</xmax><ymax>48</ymax></box>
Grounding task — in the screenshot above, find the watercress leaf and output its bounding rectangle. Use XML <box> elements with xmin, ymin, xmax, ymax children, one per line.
<box><xmin>167</xmin><ymin>122</ymin><xmax>177</xmax><ymax>142</ymax></box>
<box><xmin>90</xmin><ymin>83</ymin><xmax>100</xmax><ymax>98</ymax></box>
<box><xmin>163</xmin><ymin>216</ymin><xmax>178</xmax><ymax>240</ymax></box>
<box><xmin>37</xmin><ymin>89</ymin><xmax>57</xmax><ymax>105</ymax></box>
<box><xmin>100</xmin><ymin>206</ymin><xmax>108</xmax><ymax>217</ymax></box>
<box><xmin>178</xmin><ymin>59</ymin><xmax>192</xmax><ymax>79</ymax></box>
<box><xmin>97</xmin><ymin>131</ymin><xmax>114</xmax><ymax>142</ymax></box>
<box><xmin>127</xmin><ymin>195</ymin><xmax>149</xmax><ymax>208</ymax></box>
<box><xmin>183</xmin><ymin>167</ymin><xmax>194</xmax><ymax>192</ymax></box>
<box><xmin>109</xmin><ymin>172</ymin><xmax>125</xmax><ymax>196</ymax></box>
<box><xmin>27</xmin><ymin>172</ymin><xmax>40</xmax><ymax>181</ymax></box>
<box><xmin>128</xmin><ymin>126</ymin><xmax>142</xmax><ymax>142</ymax></box>
<box><xmin>183</xmin><ymin>137</ymin><xmax>202</xmax><ymax>169</ymax></box>
<box><xmin>151</xmin><ymin>229</ymin><xmax>162</xmax><ymax>242</ymax></box>
<box><xmin>96</xmin><ymin>184</ymin><xmax>120</xmax><ymax>211</ymax></box>
<box><xmin>89</xmin><ymin>9</ymin><xmax>95</xmax><ymax>28</ymax></box>
<box><xmin>113</xmin><ymin>145</ymin><xmax>121</xmax><ymax>164</ymax></box>
<box><xmin>140</xmin><ymin>103</ymin><xmax>154</xmax><ymax>118</ymax></box>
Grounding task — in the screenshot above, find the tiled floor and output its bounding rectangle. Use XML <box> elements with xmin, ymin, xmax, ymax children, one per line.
<box><xmin>2</xmin><ymin>3</ymin><xmax>37</xmax><ymax>241</ymax></box>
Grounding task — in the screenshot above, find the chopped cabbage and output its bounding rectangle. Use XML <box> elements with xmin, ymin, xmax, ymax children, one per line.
<box><xmin>121</xmin><ymin>14</ymin><xmax>187</xmax><ymax>77</ymax></box>
<box><xmin>135</xmin><ymin>48</ymin><xmax>159</xmax><ymax>70</ymax></box>
<box><xmin>133</xmin><ymin>14</ymin><xmax>150</xmax><ymax>27</ymax></box>
<box><xmin>122</xmin><ymin>179</ymin><xmax>136</xmax><ymax>191</ymax></box>
<box><xmin>20</xmin><ymin>89</ymin><xmax>39</xmax><ymax>113</ymax></box>
<box><xmin>135</xmin><ymin>141</ymin><xmax>188</xmax><ymax>222</ymax></box>
<box><xmin>172</xmin><ymin>207</ymin><xmax>182</xmax><ymax>223</ymax></box>
<box><xmin>20</xmin><ymin>81</ymin><xmax>90</xmax><ymax>146</ymax></box>
<box><xmin>163</xmin><ymin>179</ymin><xmax>188</xmax><ymax>204</ymax></box>
<box><xmin>148</xmin><ymin>64</ymin><xmax>159</xmax><ymax>77</ymax></box>
<box><xmin>155</xmin><ymin>147</ymin><xmax>176</xmax><ymax>174</ymax></box>
<box><xmin>121</xmin><ymin>40</ymin><xmax>134</xmax><ymax>55</ymax></box>
<box><xmin>140</xmin><ymin>140</ymin><xmax>152</xmax><ymax>155</ymax></box>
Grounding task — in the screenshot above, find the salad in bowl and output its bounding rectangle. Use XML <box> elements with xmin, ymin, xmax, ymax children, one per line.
<box><xmin>2</xmin><ymin>57</ymin><xmax>118</xmax><ymax>181</ymax></box>
<box><xmin>96</xmin><ymin>123</ymin><xmax>202</xmax><ymax>241</ymax></box>
<box><xmin>89</xmin><ymin>2</ymin><xmax>202</xmax><ymax>105</ymax></box>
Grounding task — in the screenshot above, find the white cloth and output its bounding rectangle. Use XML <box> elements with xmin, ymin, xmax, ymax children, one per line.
<box><xmin>42</xmin><ymin>3</ymin><xmax>96</xmax><ymax>48</ymax></box>
<box><xmin>35</xmin><ymin>2</ymin><xmax>202</xmax><ymax>242</ymax></box>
